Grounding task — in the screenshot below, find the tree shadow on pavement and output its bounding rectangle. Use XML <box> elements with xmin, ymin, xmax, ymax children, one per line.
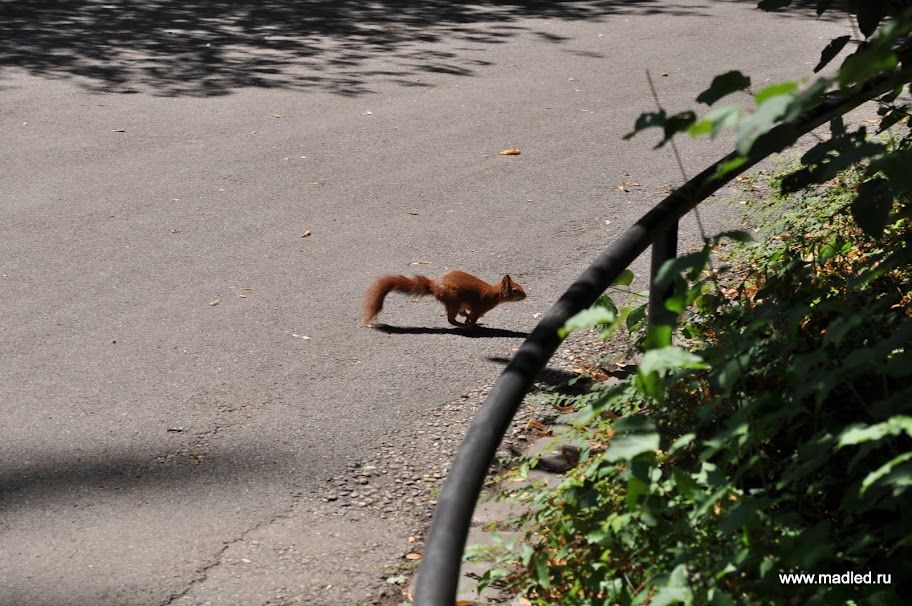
<box><xmin>0</xmin><ymin>0</ymin><xmax>707</xmax><ymax>97</ymax></box>
<box><xmin>0</xmin><ymin>446</ymin><xmax>297</xmax><ymax>515</ymax></box>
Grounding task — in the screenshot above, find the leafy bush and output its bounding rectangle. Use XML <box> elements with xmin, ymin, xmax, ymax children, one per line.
<box><xmin>477</xmin><ymin>3</ymin><xmax>912</xmax><ymax>603</ymax></box>
<box><xmin>490</xmin><ymin>147</ymin><xmax>911</xmax><ymax>605</ymax></box>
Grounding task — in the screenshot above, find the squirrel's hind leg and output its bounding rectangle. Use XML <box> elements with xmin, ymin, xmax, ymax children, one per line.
<box><xmin>445</xmin><ymin>303</ymin><xmax>466</xmax><ymax>327</ymax></box>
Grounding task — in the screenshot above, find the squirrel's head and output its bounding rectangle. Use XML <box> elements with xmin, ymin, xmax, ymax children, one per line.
<box><xmin>501</xmin><ymin>275</ymin><xmax>526</xmax><ymax>301</ymax></box>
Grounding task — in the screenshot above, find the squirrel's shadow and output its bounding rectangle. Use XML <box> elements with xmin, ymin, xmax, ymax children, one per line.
<box><xmin>372</xmin><ymin>324</ymin><xmax>528</xmax><ymax>339</ymax></box>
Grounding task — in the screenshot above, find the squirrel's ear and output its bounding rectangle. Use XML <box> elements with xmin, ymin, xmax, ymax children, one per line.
<box><xmin>502</xmin><ymin>275</ymin><xmax>513</xmax><ymax>285</ymax></box>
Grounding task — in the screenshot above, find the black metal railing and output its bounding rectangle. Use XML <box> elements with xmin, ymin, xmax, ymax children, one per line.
<box><xmin>412</xmin><ymin>67</ymin><xmax>912</xmax><ymax>605</ymax></box>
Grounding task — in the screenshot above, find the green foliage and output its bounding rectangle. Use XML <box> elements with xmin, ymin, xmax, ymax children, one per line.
<box><xmin>495</xmin><ymin>157</ymin><xmax>912</xmax><ymax>604</ymax></box>
<box><xmin>561</xmin><ymin>269</ymin><xmax>647</xmax><ymax>341</ymax></box>
<box><xmin>627</xmin><ymin>2</ymin><xmax>912</xmax><ymax>227</ymax></box>
<box><xmin>483</xmin><ymin>4</ymin><xmax>912</xmax><ymax>603</ymax></box>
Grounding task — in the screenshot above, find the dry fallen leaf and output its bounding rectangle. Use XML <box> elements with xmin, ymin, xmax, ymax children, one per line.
<box><xmin>273</xmin><ymin>114</ymin><xmax>283</xmax><ymax>119</ymax></box>
<box><xmin>112</xmin><ymin>128</ymin><xmax>126</xmax><ymax>132</ymax></box>
<box><xmin>405</xmin><ymin>552</ymin><xmax>422</xmax><ymax>560</ymax></box>
<box><xmin>291</xmin><ymin>333</ymin><xmax>311</xmax><ymax>340</ymax></box>
<box><xmin>409</xmin><ymin>260</ymin><xmax>430</xmax><ymax>266</ymax></box>
<box><xmin>619</xmin><ymin>181</ymin><xmax>629</xmax><ymax>191</ymax></box>
<box><xmin>301</xmin><ymin>230</ymin><xmax>312</xmax><ymax>238</ymax></box>
<box><xmin>661</xmin><ymin>71</ymin><xmax>669</xmax><ymax>77</ymax></box>
<box><xmin>209</xmin><ymin>299</ymin><xmax>221</xmax><ymax>306</ymax></box>
<box><xmin>363</xmin><ymin>111</ymin><xmax>373</xmax><ymax>116</ymax></box>
<box><xmin>189</xmin><ymin>453</ymin><xmax>204</xmax><ymax>465</ymax></box>
<box><xmin>240</xmin><ymin>287</ymin><xmax>254</xmax><ymax>291</ymax></box>
<box><xmin>567</xmin><ymin>76</ymin><xmax>576</xmax><ymax>81</ymax></box>
<box><xmin>864</xmin><ymin>118</ymin><xmax>881</xmax><ymax>124</ymax></box>
<box><xmin>525</xmin><ymin>419</ymin><xmax>552</xmax><ymax>437</ymax></box>
<box><xmin>499</xmin><ymin>148</ymin><xmax>521</xmax><ymax>155</ymax></box>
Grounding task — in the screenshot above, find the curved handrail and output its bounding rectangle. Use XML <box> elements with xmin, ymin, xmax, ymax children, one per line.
<box><xmin>413</xmin><ymin>67</ymin><xmax>912</xmax><ymax>605</ymax></box>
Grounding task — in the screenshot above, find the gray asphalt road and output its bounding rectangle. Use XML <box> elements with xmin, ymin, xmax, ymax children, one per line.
<box><xmin>1</xmin><ymin>2</ymin><xmax>851</xmax><ymax>605</ymax></box>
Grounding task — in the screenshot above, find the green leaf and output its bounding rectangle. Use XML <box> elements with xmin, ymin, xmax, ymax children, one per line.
<box><xmin>690</xmin><ymin>104</ymin><xmax>742</xmax><ymax>140</ymax></box>
<box><xmin>673</xmin><ymin>468</ymin><xmax>700</xmax><ymax>502</ymax></box>
<box><xmin>860</xmin><ymin>452</ymin><xmax>912</xmax><ymax>495</ymax></box>
<box><xmin>559</xmin><ymin>306</ymin><xmax>617</xmax><ymax>337</ymax></box>
<box><xmin>615</xmin><ymin>414</ymin><xmax>656</xmax><ymax>433</ymax></box>
<box><xmin>814</xmin><ymin>35</ymin><xmax>851</xmax><ymax>73</ymax></box>
<box><xmin>710</xmin><ymin>155</ymin><xmax>748</xmax><ymax>181</ymax></box>
<box><xmin>715</xmin><ymin>354</ymin><xmax>749</xmax><ymax>394</ymax></box>
<box><xmin>838</xmin><ymin>416</ymin><xmax>912</xmax><ymax>447</ymax></box>
<box><xmin>794</xmin><ymin>75</ymin><xmax>835</xmax><ymax>109</ymax></box>
<box><xmin>718</xmin><ymin>500</ymin><xmax>759</xmax><ymax>533</ymax></box>
<box><xmin>839</xmin><ymin>47</ymin><xmax>898</xmax><ymax>88</ymax></box>
<box><xmin>651</xmin><ymin>564</ymin><xmax>692</xmax><ymax>606</ymax></box>
<box><xmin>595</xmin><ymin>294</ymin><xmax>620</xmax><ymax>316</ymax></box>
<box><xmin>612</xmin><ymin>268</ymin><xmax>635</xmax><ymax>287</ymax></box>
<box><xmin>626</xmin><ymin>475</ymin><xmax>650</xmax><ymax>508</ymax></box>
<box><xmin>535</xmin><ymin>555</ymin><xmax>551</xmax><ymax>589</ymax></box>
<box><xmin>851</xmin><ymin>178</ymin><xmax>895</xmax><ymax>238</ymax></box>
<box><xmin>640</xmin><ymin>346</ymin><xmax>708</xmax><ymax>376</ymax></box>
<box><xmin>753</xmin><ymin>81</ymin><xmax>798</xmax><ymax>104</ymax></box>
<box><xmin>476</xmin><ymin>568</ymin><xmax>512</xmax><ymax>593</ymax></box>
<box><xmin>604</xmin><ymin>418</ymin><xmax>660</xmax><ymax>462</ymax></box>
<box><xmin>653</xmin><ymin>248</ymin><xmax>711</xmax><ymax>291</ymax></box>
<box><xmin>668</xmin><ymin>433</ymin><xmax>696</xmax><ymax>455</ymax></box>
<box><xmin>696</xmin><ymin>71</ymin><xmax>751</xmax><ymax>106</ymax></box>
<box><xmin>736</xmin><ymin>94</ymin><xmax>795</xmax><ymax>155</ymax></box>
<box><xmin>645</xmin><ymin>322</ymin><xmax>673</xmax><ymax>350</ymax></box>
<box><xmin>626</xmin><ymin>302</ymin><xmax>648</xmax><ymax>330</ymax></box>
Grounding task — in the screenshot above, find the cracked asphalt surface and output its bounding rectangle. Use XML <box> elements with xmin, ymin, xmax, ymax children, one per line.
<box><xmin>1</xmin><ymin>2</ymin><xmax>852</xmax><ymax>604</ymax></box>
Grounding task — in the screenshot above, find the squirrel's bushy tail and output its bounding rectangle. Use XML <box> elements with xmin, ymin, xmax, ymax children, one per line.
<box><xmin>362</xmin><ymin>274</ymin><xmax>434</xmax><ymax>326</ymax></box>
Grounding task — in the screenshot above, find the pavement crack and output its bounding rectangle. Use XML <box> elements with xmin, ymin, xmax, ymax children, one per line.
<box><xmin>157</xmin><ymin>493</ymin><xmax>305</xmax><ymax>606</ymax></box>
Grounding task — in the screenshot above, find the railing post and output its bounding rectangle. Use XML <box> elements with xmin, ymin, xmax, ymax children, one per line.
<box><xmin>648</xmin><ymin>220</ymin><xmax>678</xmax><ymax>325</ymax></box>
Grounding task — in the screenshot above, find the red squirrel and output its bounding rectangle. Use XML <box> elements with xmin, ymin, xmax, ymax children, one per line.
<box><xmin>363</xmin><ymin>270</ymin><xmax>526</xmax><ymax>327</ymax></box>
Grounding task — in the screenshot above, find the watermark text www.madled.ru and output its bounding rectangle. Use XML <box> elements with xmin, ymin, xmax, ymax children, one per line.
<box><xmin>779</xmin><ymin>571</ymin><xmax>892</xmax><ymax>585</ymax></box>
